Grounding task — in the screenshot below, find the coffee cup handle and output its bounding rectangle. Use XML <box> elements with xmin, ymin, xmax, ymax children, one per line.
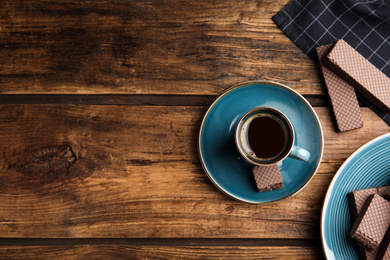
<box><xmin>288</xmin><ymin>146</ymin><xmax>310</xmax><ymax>161</ymax></box>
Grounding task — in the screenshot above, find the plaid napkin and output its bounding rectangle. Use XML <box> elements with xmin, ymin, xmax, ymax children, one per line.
<box><xmin>272</xmin><ymin>0</ymin><xmax>390</xmax><ymax>125</ymax></box>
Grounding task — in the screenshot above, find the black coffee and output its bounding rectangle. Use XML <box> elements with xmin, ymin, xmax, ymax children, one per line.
<box><xmin>247</xmin><ymin>116</ymin><xmax>286</xmax><ymax>159</ymax></box>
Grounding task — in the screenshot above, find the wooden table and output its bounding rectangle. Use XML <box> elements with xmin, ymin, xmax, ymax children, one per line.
<box><xmin>0</xmin><ymin>1</ymin><xmax>389</xmax><ymax>259</ymax></box>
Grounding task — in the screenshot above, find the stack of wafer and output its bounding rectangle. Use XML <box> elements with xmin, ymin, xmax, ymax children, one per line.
<box><xmin>348</xmin><ymin>186</ymin><xmax>390</xmax><ymax>259</ymax></box>
<box><xmin>316</xmin><ymin>40</ymin><xmax>390</xmax><ymax>132</ymax></box>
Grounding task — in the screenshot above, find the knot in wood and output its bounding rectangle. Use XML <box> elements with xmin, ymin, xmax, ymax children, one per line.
<box><xmin>19</xmin><ymin>146</ymin><xmax>77</xmax><ymax>178</ymax></box>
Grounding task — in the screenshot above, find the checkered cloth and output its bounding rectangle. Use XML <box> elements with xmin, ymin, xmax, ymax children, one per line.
<box><xmin>272</xmin><ymin>0</ymin><xmax>390</xmax><ymax>125</ymax></box>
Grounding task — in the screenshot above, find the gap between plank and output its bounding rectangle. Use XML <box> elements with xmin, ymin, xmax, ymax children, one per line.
<box><xmin>0</xmin><ymin>238</ymin><xmax>322</xmax><ymax>247</ymax></box>
<box><xmin>0</xmin><ymin>94</ymin><xmax>328</xmax><ymax>107</ymax></box>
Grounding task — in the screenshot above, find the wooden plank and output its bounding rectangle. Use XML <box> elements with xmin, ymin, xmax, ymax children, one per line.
<box><xmin>0</xmin><ymin>0</ymin><xmax>323</xmax><ymax>95</ymax></box>
<box><xmin>319</xmin><ymin>107</ymin><xmax>390</xmax><ymax>163</ymax></box>
<box><xmin>0</xmin><ymin>245</ymin><xmax>325</xmax><ymax>259</ymax></box>
<box><xmin>0</xmin><ymin>105</ymin><xmax>388</xmax><ymax>238</ymax></box>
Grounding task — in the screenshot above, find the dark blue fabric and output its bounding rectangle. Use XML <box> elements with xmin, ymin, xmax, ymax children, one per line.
<box><xmin>273</xmin><ymin>0</ymin><xmax>390</xmax><ymax>124</ymax></box>
<box><xmin>272</xmin><ymin>0</ymin><xmax>390</xmax><ymax>76</ymax></box>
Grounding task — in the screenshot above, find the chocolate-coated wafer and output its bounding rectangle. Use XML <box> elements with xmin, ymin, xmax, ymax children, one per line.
<box><xmin>376</xmin><ymin>229</ymin><xmax>390</xmax><ymax>260</ymax></box>
<box><xmin>324</xmin><ymin>40</ymin><xmax>390</xmax><ymax>114</ymax></box>
<box><xmin>316</xmin><ymin>44</ymin><xmax>363</xmax><ymax>132</ymax></box>
<box><xmin>348</xmin><ymin>187</ymin><xmax>378</xmax><ymax>221</ymax></box>
<box><xmin>348</xmin><ymin>186</ymin><xmax>390</xmax><ymax>220</ymax></box>
<box><xmin>379</xmin><ymin>187</ymin><xmax>390</xmax><ymax>197</ymax></box>
<box><xmin>252</xmin><ymin>165</ymin><xmax>283</xmax><ymax>192</ymax></box>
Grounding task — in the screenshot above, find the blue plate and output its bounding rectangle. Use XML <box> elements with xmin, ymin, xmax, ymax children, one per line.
<box><xmin>198</xmin><ymin>81</ymin><xmax>324</xmax><ymax>204</ymax></box>
<box><xmin>322</xmin><ymin>133</ymin><xmax>390</xmax><ymax>259</ymax></box>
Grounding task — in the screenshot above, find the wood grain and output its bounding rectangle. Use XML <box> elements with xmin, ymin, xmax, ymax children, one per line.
<box><xmin>0</xmin><ymin>245</ymin><xmax>325</xmax><ymax>259</ymax></box>
<box><xmin>0</xmin><ymin>0</ymin><xmax>323</xmax><ymax>95</ymax></box>
<box><xmin>0</xmin><ymin>105</ymin><xmax>388</xmax><ymax>238</ymax></box>
<box><xmin>3</xmin><ymin>0</ymin><xmax>383</xmax><ymax>258</ymax></box>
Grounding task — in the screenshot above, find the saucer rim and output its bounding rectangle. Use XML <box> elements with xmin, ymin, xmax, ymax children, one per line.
<box><xmin>198</xmin><ymin>80</ymin><xmax>324</xmax><ymax>204</ymax></box>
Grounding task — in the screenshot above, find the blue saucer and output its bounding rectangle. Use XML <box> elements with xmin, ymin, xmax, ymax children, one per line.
<box><xmin>198</xmin><ymin>81</ymin><xmax>324</xmax><ymax>204</ymax></box>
